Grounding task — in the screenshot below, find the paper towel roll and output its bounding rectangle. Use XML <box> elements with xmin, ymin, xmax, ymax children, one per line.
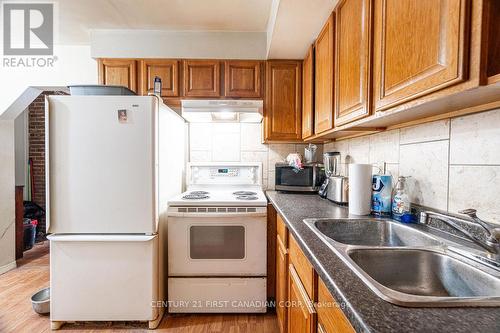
<box><xmin>348</xmin><ymin>164</ymin><xmax>373</xmax><ymax>215</ymax></box>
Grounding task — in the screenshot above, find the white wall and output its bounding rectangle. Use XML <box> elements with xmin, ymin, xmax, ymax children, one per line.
<box><xmin>324</xmin><ymin>108</ymin><xmax>500</xmax><ymax>224</ymax></box>
<box><xmin>0</xmin><ymin>120</ymin><xmax>16</xmax><ymax>274</ymax></box>
<box><xmin>90</xmin><ymin>30</ymin><xmax>267</xmax><ymax>59</ymax></box>
<box><xmin>14</xmin><ymin>109</ymin><xmax>28</xmax><ymax>188</ymax></box>
<box><xmin>0</xmin><ymin>45</ymin><xmax>96</xmax><ymax>273</ymax></box>
<box><xmin>189</xmin><ymin>122</ymin><xmax>322</xmax><ymax>189</ymax></box>
<box><xmin>0</xmin><ymin>45</ymin><xmax>97</xmax><ymax>116</ymax></box>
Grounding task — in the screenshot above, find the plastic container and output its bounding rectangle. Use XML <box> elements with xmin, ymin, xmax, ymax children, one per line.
<box><xmin>23</xmin><ymin>219</ymin><xmax>37</xmax><ymax>250</ymax></box>
<box><xmin>68</xmin><ymin>85</ymin><xmax>136</xmax><ymax>96</ymax></box>
<box><xmin>392</xmin><ymin>176</ymin><xmax>412</xmax><ymax>222</ymax></box>
<box><xmin>372</xmin><ymin>174</ymin><xmax>392</xmax><ymax>216</ymax></box>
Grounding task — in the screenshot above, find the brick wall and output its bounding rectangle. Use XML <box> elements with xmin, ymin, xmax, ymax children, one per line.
<box><xmin>28</xmin><ymin>94</ymin><xmax>47</xmax><ymax>235</ymax></box>
<box><xmin>27</xmin><ymin>91</ymin><xmax>66</xmax><ymax>236</ymax></box>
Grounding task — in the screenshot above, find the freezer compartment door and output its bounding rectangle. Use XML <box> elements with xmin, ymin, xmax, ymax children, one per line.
<box><xmin>168</xmin><ymin>277</ymin><xmax>267</xmax><ymax>313</ymax></box>
<box><xmin>50</xmin><ymin>235</ymin><xmax>159</xmax><ymax>321</ymax></box>
<box><xmin>46</xmin><ymin>95</ymin><xmax>157</xmax><ymax>234</ymax></box>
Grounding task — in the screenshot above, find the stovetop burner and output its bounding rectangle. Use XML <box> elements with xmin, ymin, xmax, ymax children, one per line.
<box><xmin>190</xmin><ymin>191</ymin><xmax>210</xmax><ymax>195</ymax></box>
<box><xmin>233</xmin><ymin>191</ymin><xmax>257</xmax><ymax>196</ymax></box>
<box><xmin>182</xmin><ymin>194</ymin><xmax>210</xmax><ymax>200</ymax></box>
<box><xmin>236</xmin><ymin>195</ymin><xmax>258</xmax><ymax>200</ymax></box>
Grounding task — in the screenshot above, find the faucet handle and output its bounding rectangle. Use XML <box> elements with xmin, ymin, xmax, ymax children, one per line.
<box><xmin>419</xmin><ymin>211</ymin><xmax>429</xmax><ymax>224</ymax></box>
<box><xmin>459</xmin><ymin>208</ymin><xmax>478</xmax><ymax>218</ymax></box>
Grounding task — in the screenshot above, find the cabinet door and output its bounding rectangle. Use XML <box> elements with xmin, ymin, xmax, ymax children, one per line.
<box><xmin>481</xmin><ymin>0</ymin><xmax>500</xmax><ymax>85</ymax></box>
<box><xmin>276</xmin><ymin>236</ymin><xmax>288</xmax><ymax>333</ymax></box>
<box><xmin>140</xmin><ymin>59</ymin><xmax>179</xmax><ymax>96</ymax></box>
<box><xmin>373</xmin><ymin>0</ymin><xmax>468</xmax><ymax>111</ymax></box>
<box><xmin>98</xmin><ymin>59</ymin><xmax>137</xmax><ymax>93</ymax></box>
<box><xmin>289</xmin><ymin>235</ymin><xmax>316</xmax><ymax>300</ymax></box>
<box><xmin>317</xmin><ymin>278</ymin><xmax>355</xmax><ymax>333</ymax></box>
<box><xmin>302</xmin><ymin>45</ymin><xmax>315</xmax><ymax>139</ymax></box>
<box><xmin>264</xmin><ymin>61</ymin><xmax>302</xmax><ymax>141</ymax></box>
<box><xmin>224</xmin><ymin>61</ymin><xmax>262</xmax><ymax>97</ymax></box>
<box><xmin>183</xmin><ymin>60</ymin><xmax>221</xmax><ymax>97</ymax></box>
<box><xmin>315</xmin><ymin>13</ymin><xmax>335</xmax><ymax>134</ymax></box>
<box><xmin>334</xmin><ymin>0</ymin><xmax>373</xmax><ymax>126</ymax></box>
<box><xmin>288</xmin><ymin>265</ymin><xmax>316</xmax><ymax>333</ymax></box>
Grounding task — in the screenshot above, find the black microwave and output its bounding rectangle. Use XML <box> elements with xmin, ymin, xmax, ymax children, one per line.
<box><xmin>275</xmin><ymin>163</ymin><xmax>325</xmax><ymax>192</ymax></box>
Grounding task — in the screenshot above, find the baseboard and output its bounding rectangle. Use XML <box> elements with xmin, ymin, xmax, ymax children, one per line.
<box><xmin>0</xmin><ymin>260</ymin><xmax>17</xmax><ymax>275</ymax></box>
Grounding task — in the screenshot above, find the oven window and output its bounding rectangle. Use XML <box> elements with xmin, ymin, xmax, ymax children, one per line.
<box><xmin>190</xmin><ymin>226</ymin><xmax>245</xmax><ymax>259</ymax></box>
<box><xmin>276</xmin><ymin>167</ymin><xmax>313</xmax><ymax>187</ymax></box>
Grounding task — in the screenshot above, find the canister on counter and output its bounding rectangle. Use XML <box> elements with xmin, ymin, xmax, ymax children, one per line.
<box><xmin>371</xmin><ymin>163</ymin><xmax>392</xmax><ymax>216</ymax></box>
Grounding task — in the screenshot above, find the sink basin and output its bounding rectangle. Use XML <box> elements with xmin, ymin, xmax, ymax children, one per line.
<box><xmin>305</xmin><ymin>218</ymin><xmax>500</xmax><ymax>306</ymax></box>
<box><xmin>349</xmin><ymin>249</ymin><xmax>500</xmax><ymax>303</ymax></box>
<box><xmin>313</xmin><ymin>219</ymin><xmax>442</xmax><ymax>247</ymax></box>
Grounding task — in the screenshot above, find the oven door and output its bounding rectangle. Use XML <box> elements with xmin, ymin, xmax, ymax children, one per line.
<box><xmin>167</xmin><ymin>215</ymin><xmax>267</xmax><ymax>276</ymax></box>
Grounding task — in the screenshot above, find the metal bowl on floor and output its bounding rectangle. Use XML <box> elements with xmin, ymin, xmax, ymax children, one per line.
<box><xmin>31</xmin><ymin>287</ymin><xmax>50</xmax><ymax>314</ymax></box>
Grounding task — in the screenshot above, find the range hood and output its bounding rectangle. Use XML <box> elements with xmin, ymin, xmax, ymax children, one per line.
<box><xmin>181</xmin><ymin>100</ymin><xmax>263</xmax><ymax>123</ymax></box>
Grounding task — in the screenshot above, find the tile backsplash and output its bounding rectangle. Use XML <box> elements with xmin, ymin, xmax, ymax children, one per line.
<box><xmin>188</xmin><ymin>122</ymin><xmax>322</xmax><ymax>189</ymax></box>
<box><xmin>324</xmin><ymin>108</ymin><xmax>500</xmax><ymax>224</ymax></box>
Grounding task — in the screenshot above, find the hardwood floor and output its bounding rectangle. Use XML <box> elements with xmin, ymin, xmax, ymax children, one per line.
<box><xmin>0</xmin><ymin>242</ymin><xmax>279</xmax><ymax>333</ymax></box>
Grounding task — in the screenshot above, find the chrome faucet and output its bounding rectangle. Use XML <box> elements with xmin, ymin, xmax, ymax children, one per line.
<box><xmin>419</xmin><ymin>209</ymin><xmax>500</xmax><ymax>254</ymax></box>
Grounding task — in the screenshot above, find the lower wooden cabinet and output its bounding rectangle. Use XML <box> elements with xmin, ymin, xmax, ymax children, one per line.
<box><xmin>276</xmin><ymin>235</ymin><xmax>288</xmax><ymax>333</ymax></box>
<box><xmin>289</xmin><ymin>235</ymin><xmax>316</xmax><ymax>300</ymax></box>
<box><xmin>274</xmin><ymin>212</ymin><xmax>355</xmax><ymax>333</ymax></box>
<box><xmin>288</xmin><ymin>264</ymin><xmax>316</xmax><ymax>333</ymax></box>
<box><xmin>317</xmin><ymin>278</ymin><xmax>355</xmax><ymax>333</ymax></box>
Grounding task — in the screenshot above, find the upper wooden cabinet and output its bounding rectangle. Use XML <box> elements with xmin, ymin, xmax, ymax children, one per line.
<box><xmin>224</xmin><ymin>61</ymin><xmax>262</xmax><ymax>98</ymax></box>
<box><xmin>314</xmin><ymin>13</ymin><xmax>335</xmax><ymax>134</ymax></box>
<box><xmin>183</xmin><ymin>60</ymin><xmax>221</xmax><ymax>97</ymax></box>
<box><xmin>481</xmin><ymin>0</ymin><xmax>500</xmax><ymax>85</ymax></box>
<box><xmin>139</xmin><ymin>59</ymin><xmax>179</xmax><ymax>97</ymax></box>
<box><xmin>334</xmin><ymin>0</ymin><xmax>373</xmax><ymax>126</ymax></box>
<box><xmin>98</xmin><ymin>59</ymin><xmax>137</xmax><ymax>93</ymax></box>
<box><xmin>302</xmin><ymin>45</ymin><xmax>315</xmax><ymax>139</ymax></box>
<box><xmin>264</xmin><ymin>61</ymin><xmax>302</xmax><ymax>142</ymax></box>
<box><xmin>373</xmin><ymin>0</ymin><xmax>469</xmax><ymax>111</ymax></box>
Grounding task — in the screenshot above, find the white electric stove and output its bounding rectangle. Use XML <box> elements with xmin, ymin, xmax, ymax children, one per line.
<box><xmin>167</xmin><ymin>162</ymin><xmax>268</xmax><ymax>313</ymax></box>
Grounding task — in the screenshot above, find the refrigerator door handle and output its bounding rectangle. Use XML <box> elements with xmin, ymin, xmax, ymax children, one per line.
<box><xmin>47</xmin><ymin>234</ymin><xmax>156</xmax><ymax>242</ymax></box>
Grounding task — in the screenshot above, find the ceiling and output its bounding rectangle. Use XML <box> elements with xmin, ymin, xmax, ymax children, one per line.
<box><xmin>267</xmin><ymin>0</ymin><xmax>339</xmax><ymax>58</ymax></box>
<box><xmin>56</xmin><ymin>0</ymin><xmax>272</xmax><ymax>43</ymax></box>
<box><xmin>52</xmin><ymin>0</ymin><xmax>336</xmax><ymax>59</ymax></box>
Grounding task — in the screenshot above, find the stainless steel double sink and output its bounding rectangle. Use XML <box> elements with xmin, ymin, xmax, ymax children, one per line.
<box><xmin>305</xmin><ymin>218</ymin><xmax>500</xmax><ymax>307</ymax></box>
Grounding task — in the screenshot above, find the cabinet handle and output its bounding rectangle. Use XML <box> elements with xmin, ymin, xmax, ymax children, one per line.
<box><xmin>277</xmin><ymin>235</ymin><xmax>288</xmax><ymax>254</ymax></box>
<box><xmin>318</xmin><ymin>322</ymin><xmax>327</xmax><ymax>333</ymax></box>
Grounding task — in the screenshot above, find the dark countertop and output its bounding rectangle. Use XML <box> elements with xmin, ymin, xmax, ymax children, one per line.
<box><xmin>266</xmin><ymin>191</ymin><xmax>500</xmax><ymax>333</ymax></box>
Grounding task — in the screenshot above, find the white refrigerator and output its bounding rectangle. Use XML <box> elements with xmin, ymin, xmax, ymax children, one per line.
<box><xmin>45</xmin><ymin>95</ymin><xmax>186</xmax><ymax>329</ymax></box>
